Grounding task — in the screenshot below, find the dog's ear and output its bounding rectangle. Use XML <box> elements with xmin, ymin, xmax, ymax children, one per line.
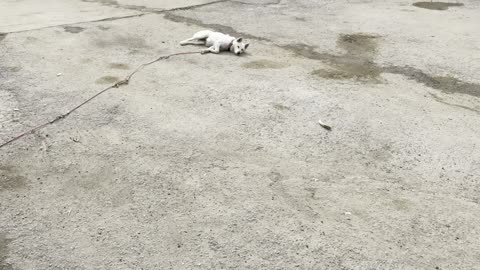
<box><xmin>236</xmin><ymin>37</ymin><xmax>243</xmax><ymax>42</ymax></box>
<box><xmin>245</xmin><ymin>43</ymin><xmax>249</xmax><ymax>49</ymax></box>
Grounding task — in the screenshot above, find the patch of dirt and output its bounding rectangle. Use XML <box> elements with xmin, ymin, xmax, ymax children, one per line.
<box><xmin>413</xmin><ymin>2</ymin><xmax>464</xmax><ymax>10</ymax></box>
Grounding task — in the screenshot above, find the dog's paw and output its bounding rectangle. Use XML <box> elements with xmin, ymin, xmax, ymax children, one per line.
<box><xmin>200</xmin><ymin>50</ymin><xmax>209</xmax><ymax>54</ymax></box>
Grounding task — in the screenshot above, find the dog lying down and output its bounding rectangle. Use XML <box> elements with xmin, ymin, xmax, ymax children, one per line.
<box><xmin>180</xmin><ymin>30</ymin><xmax>249</xmax><ymax>55</ymax></box>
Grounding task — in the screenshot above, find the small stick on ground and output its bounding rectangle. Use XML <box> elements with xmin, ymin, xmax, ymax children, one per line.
<box><xmin>318</xmin><ymin>119</ymin><xmax>332</xmax><ymax>131</ymax></box>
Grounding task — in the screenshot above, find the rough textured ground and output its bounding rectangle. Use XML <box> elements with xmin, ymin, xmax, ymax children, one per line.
<box><xmin>1</xmin><ymin>0</ymin><xmax>480</xmax><ymax>269</ymax></box>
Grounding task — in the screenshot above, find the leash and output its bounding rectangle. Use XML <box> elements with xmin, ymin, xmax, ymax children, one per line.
<box><xmin>0</xmin><ymin>50</ymin><xmax>201</xmax><ymax>149</ymax></box>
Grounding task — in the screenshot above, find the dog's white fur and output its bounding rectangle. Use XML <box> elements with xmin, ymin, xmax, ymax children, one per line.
<box><xmin>180</xmin><ymin>30</ymin><xmax>249</xmax><ymax>55</ymax></box>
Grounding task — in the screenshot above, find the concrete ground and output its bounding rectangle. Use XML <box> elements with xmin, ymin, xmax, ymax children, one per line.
<box><xmin>1</xmin><ymin>0</ymin><xmax>480</xmax><ymax>269</ymax></box>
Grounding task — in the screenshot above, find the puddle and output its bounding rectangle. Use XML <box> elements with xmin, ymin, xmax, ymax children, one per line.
<box><xmin>242</xmin><ymin>60</ymin><xmax>286</xmax><ymax>69</ymax></box>
<box><xmin>64</xmin><ymin>26</ymin><xmax>85</xmax><ymax>34</ymax></box>
<box><xmin>95</xmin><ymin>76</ymin><xmax>119</xmax><ymax>84</ymax></box>
<box><xmin>0</xmin><ymin>233</ymin><xmax>13</xmax><ymax>270</ymax></box>
<box><xmin>413</xmin><ymin>2</ymin><xmax>464</xmax><ymax>10</ymax></box>
<box><xmin>109</xmin><ymin>63</ymin><xmax>130</xmax><ymax>70</ymax></box>
<box><xmin>0</xmin><ymin>166</ymin><xmax>27</xmax><ymax>191</ymax></box>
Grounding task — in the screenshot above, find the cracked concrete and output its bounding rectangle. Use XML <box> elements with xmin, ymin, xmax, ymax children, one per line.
<box><xmin>1</xmin><ymin>0</ymin><xmax>480</xmax><ymax>269</ymax></box>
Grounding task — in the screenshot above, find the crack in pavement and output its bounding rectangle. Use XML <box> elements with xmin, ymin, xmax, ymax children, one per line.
<box><xmin>82</xmin><ymin>0</ymin><xmax>229</xmax><ymax>13</ymax></box>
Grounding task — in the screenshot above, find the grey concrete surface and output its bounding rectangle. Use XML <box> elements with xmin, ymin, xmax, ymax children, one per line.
<box><xmin>1</xmin><ymin>0</ymin><xmax>480</xmax><ymax>269</ymax></box>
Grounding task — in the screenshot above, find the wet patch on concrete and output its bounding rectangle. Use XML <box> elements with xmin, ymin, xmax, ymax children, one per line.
<box><xmin>95</xmin><ymin>75</ymin><xmax>119</xmax><ymax>84</ymax></box>
<box><xmin>163</xmin><ymin>13</ymin><xmax>270</xmax><ymax>42</ymax></box>
<box><xmin>0</xmin><ymin>166</ymin><xmax>26</xmax><ymax>191</ymax></box>
<box><xmin>1</xmin><ymin>66</ymin><xmax>22</xmax><ymax>73</ymax></box>
<box><xmin>282</xmin><ymin>34</ymin><xmax>382</xmax><ymax>81</ymax></box>
<box><xmin>384</xmin><ymin>66</ymin><xmax>480</xmax><ymax>97</ymax></box>
<box><xmin>272</xmin><ymin>103</ymin><xmax>290</xmax><ymax>111</ymax></box>
<box><xmin>64</xmin><ymin>26</ymin><xmax>85</xmax><ymax>34</ymax></box>
<box><xmin>338</xmin><ymin>34</ymin><xmax>379</xmax><ymax>55</ymax></box>
<box><xmin>392</xmin><ymin>199</ymin><xmax>411</xmax><ymax>211</ymax></box>
<box><xmin>97</xmin><ymin>25</ymin><xmax>111</xmax><ymax>31</ymax></box>
<box><xmin>279</xmin><ymin>43</ymin><xmax>330</xmax><ymax>61</ymax></box>
<box><xmin>94</xmin><ymin>34</ymin><xmax>149</xmax><ymax>49</ymax></box>
<box><xmin>242</xmin><ymin>60</ymin><xmax>287</xmax><ymax>69</ymax></box>
<box><xmin>81</xmin><ymin>58</ymin><xmax>93</xmax><ymax>63</ymax></box>
<box><xmin>0</xmin><ymin>233</ymin><xmax>13</xmax><ymax>270</ymax></box>
<box><xmin>311</xmin><ymin>62</ymin><xmax>381</xmax><ymax>81</ymax></box>
<box><xmin>413</xmin><ymin>2</ymin><xmax>464</xmax><ymax>10</ymax></box>
<box><xmin>429</xmin><ymin>93</ymin><xmax>480</xmax><ymax>114</ymax></box>
<box><xmin>109</xmin><ymin>63</ymin><xmax>130</xmax><ymax>70</ymax></box>
<box><xmin>281</xmin><ymin>33</ymin><xmax>480</xmax><ymax>96</ymax></box>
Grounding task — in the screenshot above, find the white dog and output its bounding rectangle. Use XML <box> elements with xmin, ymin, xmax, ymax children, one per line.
<box><xmin>180</xmin><ymin>30</ymin><xmax>249</xmax><ymax>55</ymax></box>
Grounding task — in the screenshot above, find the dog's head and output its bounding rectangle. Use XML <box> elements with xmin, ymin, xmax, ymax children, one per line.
<box><xmin>231</xmin><ymin>38</ymin><xmax>249</xmax><ymax>55</ymax></box>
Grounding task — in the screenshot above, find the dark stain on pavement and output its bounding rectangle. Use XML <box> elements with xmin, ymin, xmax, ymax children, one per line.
<box><xmin>0</xmin><ymin>233</ymin><xmax>13</xmax><ymax>270</ymax></box>
<box><xmin>96</xmin><ymin>76</ymin><xmax>119</xmax><ymax>84</ymax></box>
<box><xmin>64</xmin><ymin>26</ymin><xmax>85</xmax><ymax>33</ymax></box>
<box><xmin>0</xmin><ymin>166</ymin><xmax>27</xmax><ymax>191</ymax></box>
<box><xmin>413</xmin><ymin>2</ymin><xmax>464</xmax><ymax>10</ymax></box>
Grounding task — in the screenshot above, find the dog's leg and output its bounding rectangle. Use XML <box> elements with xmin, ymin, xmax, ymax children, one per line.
<box><xmin>201</xmin><ymin>43</ymin><xmax>220</xmax><ymax>54</ymax></box>
<box><xmin>180</xmin><ymin>39</ymin><xmax>205</xmax><ymax>46</ymax></box>
<box><xmin>180</xmin><ymin>30</ymin><xmax>211</xmax><ymax>46</ymax></box>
